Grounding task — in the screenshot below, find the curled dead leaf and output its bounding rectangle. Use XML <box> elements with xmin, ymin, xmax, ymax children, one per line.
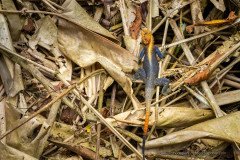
<box><xmin>186</xmin><ymin>11</ymin><xmax>238</xmax><ymax>33</ymax></box>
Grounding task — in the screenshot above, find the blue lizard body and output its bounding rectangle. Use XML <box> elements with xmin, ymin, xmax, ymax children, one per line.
<box><xmin>135</xmin><ymin>46</ymin><xmax>169</xmax><ymax>98</ymax></box>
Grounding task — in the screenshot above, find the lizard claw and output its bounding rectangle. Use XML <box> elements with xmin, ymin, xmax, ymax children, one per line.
<box><xmin>161</xmin><ymin>86</ymin><xmax>171</xmax><ymax>96</ymax></box>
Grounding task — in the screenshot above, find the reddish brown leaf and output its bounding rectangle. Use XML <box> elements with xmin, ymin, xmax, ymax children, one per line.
<box><xmin>185</xmin><ymin>69</ymin><xmax>210</xmax><ymax>85</ymax></box>
<box><xmin>130</xmin><ymin>6</ymin><xmax>142</xmax><ymax>39</ymax></box>
<box><xmin>185</xmin><ymin>52</ymin><xmax>223</xmax><ymax>85</ymax></box>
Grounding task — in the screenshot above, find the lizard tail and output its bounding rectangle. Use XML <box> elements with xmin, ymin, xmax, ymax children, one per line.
<box><xmin>142</xmin><ymin>100</ymin><xmax>151</xmax><ymax>160</ymax></box>
<box><xmin>142</xmin><ymin>135</ymin><xmax>146</xmax><ymax>160</ymax></box>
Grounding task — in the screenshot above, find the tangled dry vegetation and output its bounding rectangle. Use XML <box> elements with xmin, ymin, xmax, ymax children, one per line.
<box><xmin>0</xmin><ymin>0</ymin><xmax>240</xmax><ymax>159</ymax></box>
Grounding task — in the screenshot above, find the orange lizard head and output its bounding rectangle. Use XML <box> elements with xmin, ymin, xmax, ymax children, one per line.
<box><xmin>141</xmin><ymin>28</ymin><xmax>153</xmax><ymax>45</ymax></box>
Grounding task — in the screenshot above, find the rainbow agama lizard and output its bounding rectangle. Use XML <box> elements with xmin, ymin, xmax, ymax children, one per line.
<box><xmin>133</xmin><ymin>28</ymin><xmax>170</xmax><ymax>160</ymax></box>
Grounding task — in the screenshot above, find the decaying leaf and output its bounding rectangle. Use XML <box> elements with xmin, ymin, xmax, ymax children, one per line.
<box><xmin>22</xmin><ymin>18</ymin><xmax>35</xmax><ymax>34</ymax></box>
<box><xmin>58</xmin><ymin>20</ymin><xmax>141</xmax><ymax>109</ymax></box>
<box><xmin>0</xmin><ymin>0</ymin><xmax>239</xmax><ymax>159</ymax></box>
<box><xmin>107</xmin><ymin>107</ymin><xmax>214</xmax><ymax>128</ymax></box>
<box><xmin>145</xmin><ymin>111</ymin><xmax>240</xmax><ymax>148</ymax></box>
<box><xmin>29</xmin><ymin>16</ymin><xmax>58</xmax><ymax>49</ymax></box>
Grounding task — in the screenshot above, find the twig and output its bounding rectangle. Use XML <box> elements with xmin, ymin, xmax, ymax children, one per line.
<box><xmin>0</xmin><ymin>69</ymin><xmax>106</xmax><ymax>140</ymax></box>
<box><xmin>41</xmin><ymin>0</ymin><xmax>59</xmax><ymax>13</ymax></box>
<box><xmin>118</xmin><ymin>0</ymin><xmax>130</xmax><ymax>36</ymax></box>
<box><xmin>110</xmin><ymin>84</ymin><xmax>117</xmax><ymax>116</ymax></box>
<box><xmin>0</xmin><ymin>44</ymin><xmax>55</xmax><ymax>74</ymax></box>
<box><xmin>78</xmin><ymin>95</ymin><xmax>143</xmax><ymax>159</ymax></box>
<box><xmin>201</xmin><ymin>81</ymin><xmax>224</xmax><ymax>117</ymax></box>
<box><xmin>210</xmin><ymin>57</ymin><xmax>240</xmax><ymax>88</ymax></box>
<box><xmin>151</xmin><ymin>89</ymin><xmax>181</xmax><ymax>106</ymax></box>
<box><xmin>45</xmin><ymin>0</ymin><xmax>65</xmax><ymax>11</ymax></box>
<box><xmin>162</xmin><ymin>92</ymin><xmax>188</xmax><ymax>107</ymax></box>
<box><xmin>184</xmin><ymin>85</ymin><xmax>209</xmax><ymax>106</ymax></box>
<box><xmin>117</xmin><ymin>128</ymin><xmax>142</xmax><ymax>142</ymax></box>
<box><xmin>168</xmin><ymin>19</ymin><xmax>195</xmax><ymax>64</ymax></box>
<box><xmin>160</xmin><ymin>19</ymin><xmax>240</xmax><ymax>50</ymax></box>
<box><xmin>96</xmin><ymin>74</ymin><xmax>106</xmax><ymax>160</ymax></box>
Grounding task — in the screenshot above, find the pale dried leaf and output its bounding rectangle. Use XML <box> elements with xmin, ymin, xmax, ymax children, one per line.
<box><xmin>210</xmin><ymin>0</ymin><xmax>226</xmax><ymax>12</ymax></box>
<box><xmin>0</xmin><ymin>12</ymin><xmax>23</xmax><ymax>97</ymax></box>
<box><xmin>1</xmin><ymin>0</ymin><xmax>22</xmax><ymax>41</ymax></box>
<box><xmin>145</xmin><ymin>112</ymin><xmax>240</xmax><ymax>148</ymax></box>
<box><xmin>107</xmin><ymin>107</ymin><xmax>214</xmax><ymax>128</ymax></box>
<box><xmin>29</xmin><ymin>16</ymin><xmax>57</xmax><ymax>49</ymax></box>
<box><xmin>29</xmin><ymin>16</ymin><xmax>72</xmax><ymax>81</ymax></box>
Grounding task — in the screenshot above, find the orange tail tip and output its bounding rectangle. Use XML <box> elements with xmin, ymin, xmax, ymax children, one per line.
<box><xmin>142</xmin><ymin>105</ymin><xmax>150</xmax><ymax>160</ymax></box>
<box><xmin>143</xmin><ymin>110</ymin><xmax>150</xmax><ymax>135</ymax></box>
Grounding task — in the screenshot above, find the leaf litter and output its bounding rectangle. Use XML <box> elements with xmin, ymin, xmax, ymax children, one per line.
<box><xmin>0</xmin><ymin>0</ymin><xmax>239</xmax><ymax>159</ymax></box>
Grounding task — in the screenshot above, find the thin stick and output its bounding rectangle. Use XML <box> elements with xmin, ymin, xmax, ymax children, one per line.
<box><xmin>0</xmin><ymin>69</ymin><xmax>106</xmax><ymax>140</ymax></box>
<box><xmin>96</xmin><ymin>74</ymin><xmax>106</xmax><ymax>160</ymax></box>
<box><xmin>151</xmin><ymin>89</ymin><xmax>181</xmax><ymax>106</ymax></box>
<box><xmin>0</xmin><ymin>9</ymin><xmax>239</xmax><ymax>50</ymax></box>
<box><xmin>78</xmin><ymin>95</ymin><xmax>143</xmax><ymax>159</ymax></box>
<box><xmin>110</xmin><ymin>84</ymin><xmax>117</xmax><ymax>116</ymax></box>
<box><xmin>0</xmin><ymin>44</ymin><xmax>55</xmax><ymax>74</ymax></box>
<box><xmin>160</xmin><ymin>19</ymin><xmax>240</xmax><ymax>50</ymax></box>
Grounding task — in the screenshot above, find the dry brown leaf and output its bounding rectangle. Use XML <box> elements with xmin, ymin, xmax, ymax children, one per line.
<box><xmin>62</xmin><ymin>0</ymin><xmax>116</xmax><ymax>41</ymax></box>
<box><xmin>57</xmin><ymin>20</ymin><xmax>141</xmax><ymax>109</ymax></box>
<box><xmin>145</xmin><ymin>111</ymin><xmax>240</xmax><ymax>148</ymax></box>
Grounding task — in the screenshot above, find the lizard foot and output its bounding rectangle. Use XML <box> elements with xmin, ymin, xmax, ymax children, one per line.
<box><xmin>133</xmin><ymin>68</ymin><xmax>146</xmax><ymax>82</ymax></box>
<box><xmin>155</xmin><ymin>78</ymin><xmax>170</xmax><ymax>95</ymax></box>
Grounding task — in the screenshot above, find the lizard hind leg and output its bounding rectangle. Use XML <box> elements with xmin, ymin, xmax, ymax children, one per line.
<box><xmin>155</xmin><ymin>78</ymin><xmax>170</xmax><ymax>95</ymax></box>
<box><xmin>133</xmin><ymin>68</ymin><xmax>146</xmax><ymax>82</ymax></box>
